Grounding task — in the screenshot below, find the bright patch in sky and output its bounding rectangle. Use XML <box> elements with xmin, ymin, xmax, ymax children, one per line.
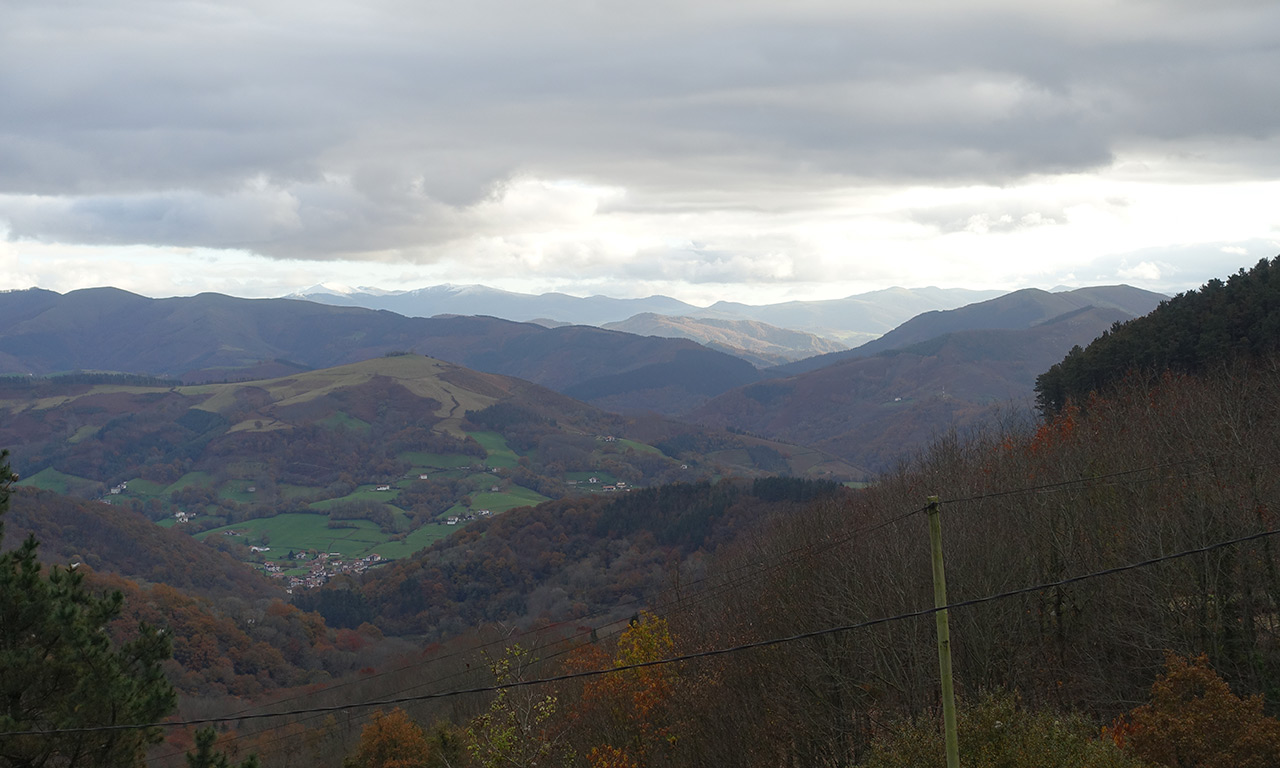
<box><xmin>1</xmin><ymin>0</ymin><xmax>1278</xmax><ymax>303</ymax></box>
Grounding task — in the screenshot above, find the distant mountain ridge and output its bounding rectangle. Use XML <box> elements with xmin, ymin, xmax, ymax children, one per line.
<box><xmin>290</xmin><ymin>283</ymin><xmax>1003</xmax><ymax>343</ymax></box>
<box><xmin>771</xmin><ymin>285</ymin><xmax>1166</xmax><ymax>376</ymax></box>
<box><xmin>601</xmin><ymin>313</ymin><xmax>847</xmax><ymax>366</ymax></box>
<box><xmin>0</xmin><ymin>288</ymin><xmax>761</xmax><ymax>414</ymax></box>
<box><xmin>692</xmin><ymin>305</ymin><xmax>1137</xmax><ymax>472</ymax></box>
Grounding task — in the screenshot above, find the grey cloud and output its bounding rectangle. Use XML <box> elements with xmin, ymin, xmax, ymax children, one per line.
<box><xmin>1077</xmin><ymin>240</ymin><xmax>1280</xmax><ymax>294</ymax></box>
<box><xmin>2</xmin><ymin>0</ymin><xmax>1278</xmax><ymax>258</ymax></box>
<box><xmin>624</xmin><ymin>239</ymin><xmax>825</xmax><ymax>285</ymax></box>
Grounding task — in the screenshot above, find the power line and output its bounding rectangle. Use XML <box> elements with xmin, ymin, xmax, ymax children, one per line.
<box><xmin>11</xmin><ymin>524</ymin><xmax>1279</xmax><ymax>740</ymax></box>
<box><xmin>151</xmin><ymin>493</ymin><xmax>927</xmax><ymax>762</ymax></box>
<box><xmin>937</xmin><ymin>457</ymin><xmax>1204</xmax><ymax>506</ymax></box>
<box><xmin>130</xmin><ymin>456</ymin><xmax>1264</xmax><ymax>761</ymax></box>
<box><xmin>88</xmin><ymin>456</ymin><xmax>1275</xmax><ymax>761</ymax></box>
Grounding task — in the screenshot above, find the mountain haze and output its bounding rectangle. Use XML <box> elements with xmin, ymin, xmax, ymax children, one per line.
<box><xmin>292</xmin><ymin>283</ymin><xmax>1003</xmax><ymax>344</ymax></box>
<box><xmin>692</xmin><ymin>305</ymin><xmax>1134</xmax><ymax>471</ymax></box>
<box><xmin>602</xmin><ymin>313</ymin><xmax>847</xmax><ymax>366</ymax></box>
<box><xmin>772</xmin><ymin>285</ymin><xmax>1166</xmax><ymax>376</ymax></box>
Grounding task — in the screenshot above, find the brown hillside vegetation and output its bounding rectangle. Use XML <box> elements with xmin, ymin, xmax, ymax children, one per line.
<box><xmin>650</xmin><ymin>360</ymin><xmax>1280</xmax><ymax>765</ymax></box>
<box><xmin>1</xmin><ymin>486</ymin><xmax>275</xmax><ymax>599</ymax></box>
<box><xmin>145</xmin><ymin>359</ymin><xmax>1280</xmax><ymax>768</ymax></box>
<box><xmin>692</xmin><ymin>305</ymin><xmax>1130</xmax><ymax>471</ymax></box>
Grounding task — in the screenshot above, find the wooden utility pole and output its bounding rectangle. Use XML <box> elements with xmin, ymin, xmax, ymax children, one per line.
<box><xmin>928</xmin><ymin>495</ymin><xmax>960</xmax><ymax>768</ymax></box>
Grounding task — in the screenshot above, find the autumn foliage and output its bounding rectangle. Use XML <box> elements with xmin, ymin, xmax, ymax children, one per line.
<box><xmin>1113</xmin><ymin>653</ymin><xmax>1280</xmax><ymax>768</ymax></box>
<box><xmin>571</xmin><ymin>613</ymin><xmax>680</xmax><ymax>767</ymax></box>
<box><xmin>343</xmin><ymin>708</ymin><xmax>431</xmax><ymax>768</ymax></box>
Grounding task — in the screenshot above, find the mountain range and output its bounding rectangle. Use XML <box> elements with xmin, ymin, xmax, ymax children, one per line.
<box><xmin>0</xmin><ymin>288</ymin><xmax>761</xmax><ymax>414</ymax></box>
<box><xmin>771</xmin><ymin>285</ymin><xmax>1165</xmax><ymax>375</ymax></box>
<box><xmin>692</xmin><ymin>305</ymin><xmax>1136</xmax><ymax>470</ymax></box>
<box><xmin>291</xmin><ymin>283</ymin><xmax>1003</xmax><ymax>345</ymax></box>
<box><xmin>0</xmin><ymin>281</ymin><xmax>1166</xmax><ymax>473</ymax></box>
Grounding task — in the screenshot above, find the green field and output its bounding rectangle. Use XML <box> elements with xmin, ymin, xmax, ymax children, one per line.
<box><xmin>166</xmin><ymin>471</ymin><xmax>215</xmax><ymax>493</ymax></box>
<box><xmin>614</xmin><ymin>438</ymin><xmax>662</xmax><ymax>456</ymax></box>
<box><xmin>278</xmin><ymin>483</ymin><xmax>321</xmax><ymax>500</ymax></box>
<box><xmin>16</xmin><ymin>467</ymin><xmax>98</xmax><ymax>496</ymax></box>
<box><xmin>123</xmin><ymin>478</ymin><xmax>168</xmax><ymax>497</ymax></box>
<box><xmin>67</xmin><ymin>424</ymin><xmax>100</xmax><ymax>444</ymax></box>
<box><xmin>196</xmin><ymin>513</ymin><xmax>393</xmax><ymax>559</ymax></box>
<box><xmin>468</xmin><ymin>430</ymin><xmax>520</xmax><ymax>469</ymax></box>
<box><xmin>565</xmin><ymin>470</ymin><xmax>619</xmax><ymax>486</ymax></box>
<box><xmin>371</xmin><ymin>525</ymin><xmax>457</xmax><ymax>559</ymax></box>
<box><xmin>470</xmin><ymin>485</ymin><xmax>550</xmax><ymax>514</ymax></box>
<box><xmin>309</xmin><ymin>485</ymin><xmax>402</xmax><ymax>510</ymax></box>
<box><xmin>219</xmin><ymin>478</ymin><xmax>263</xmax><ymax>504</ymax></box>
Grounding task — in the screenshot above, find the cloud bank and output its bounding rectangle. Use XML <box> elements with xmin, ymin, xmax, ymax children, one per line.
<box><xmin>1</xmin><ymin>0</ymin><xmax>1277</xmax><ymax>299</ymax></box>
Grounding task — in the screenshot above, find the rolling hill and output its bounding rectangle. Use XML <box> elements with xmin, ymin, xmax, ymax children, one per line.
<box><xmin>690</xmin><ymin>306</ymin><xmax>1133</xmax><ymax>472</ymax></box>
<box><xmin>2</xmin><ymin>354</ymin><xmax>858</xmax><ymax>580</ymax></box>
<box><xmin>0</xmin><ymin>288</ymin><xmax>761</xmax><ymax>413</ymax></box>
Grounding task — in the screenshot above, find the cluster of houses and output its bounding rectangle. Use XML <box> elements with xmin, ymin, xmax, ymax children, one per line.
<box><xmin>266</xmin><ymin>551</ymin><xmax>386</xmax><ymax>593</ymax></box>
<box><xmin>444</xmin><ymin>509</ymin><xmax>493</xmax><ymax>525</ymax></box>
<box><xmin>566</xmin><ymin>477</ymin><xmax>633</xmax><ymax>493</ymax></box>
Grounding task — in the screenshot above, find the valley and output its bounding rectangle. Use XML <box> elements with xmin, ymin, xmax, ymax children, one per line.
<box><xmin>2</xmin><ymin>354</ymin><xmax>854</xmax><ymax>584</ymax></box>
<box><xmin>9</xmin><ymin>264</ymin><xmax>1280</xmax><ymax>768</ymax></box>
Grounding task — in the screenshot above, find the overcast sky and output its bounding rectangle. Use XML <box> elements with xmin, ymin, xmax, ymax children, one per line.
<box><xmin>1</xmin><ymin>0</ymin><xmax>1277</xmax><ymax>305</ymax></box>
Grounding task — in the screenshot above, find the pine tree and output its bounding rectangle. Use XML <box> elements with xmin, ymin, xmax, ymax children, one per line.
<box><xmin>0</xmin><ymin>449</ymin><xmax>177</xmax><ymax>768</ymax></box>
<box><xmin>185</xmin><ymin>727</ymin><xmax>260</xmax><ymax>768</ymax></box>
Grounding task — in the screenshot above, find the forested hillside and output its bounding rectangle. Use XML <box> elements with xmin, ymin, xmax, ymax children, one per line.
<box><xmin>298</xmin><ymin>477</ymin><xmax>849</xmax><ymax>637</ymax></box>
<box><xmin>1</xmin><ymin>486</ymin><xmax>274</xmax><ymax>599</ymax></box>
<box><xmin>772</xmin><ymin>284</ymin><xmax>1165</xmax><ymax>376</ymax></box>
<box><xmin>188</xmin><ymin>350</ymin><xmax>1280</xmax><ymax>768</ymax></box>
<box><xmin>1037</xmin><ymin>256</ymin><xmax>1280</xmax><ymax>413</ymax></box>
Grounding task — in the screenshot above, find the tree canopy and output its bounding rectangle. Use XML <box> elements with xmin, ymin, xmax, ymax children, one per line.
<box><xmin>1036</xmin><ymin>256</ymin><xmax>1280</xmax><ymax>414</ymax></box>
<box><xmin>0</xmin><ymin>449</ymin><xmax>176</xmax><ymax>768</ymax></box>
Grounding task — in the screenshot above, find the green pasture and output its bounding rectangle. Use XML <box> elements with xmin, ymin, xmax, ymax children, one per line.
<box><xmin>308</xmin><ymin>484</ymin><xmax>402</xmax><ymax>511</ymax></box>
<box><xmin>467</xmin><ymin>430</ymin><xmax>520</xmax><ymax>469</ymax></box>
<box><xmin>123</xmin><ymin>478</ymin><xmax>167</xmax><ymax>498</ymax></box>
<box><xmin>166</xmin><ymin>471</ymin><xmax>214</xmax><ymax>493</ymax></box>
<box><xmin>470</xmin><ymin>485</ymin><xmax>550</xmax><ymax>514</ymax></box>
<box><xmin>67</xmin><ymin>424</ymin><xmax>100</xmax><ymax>444</ymax></box>
<box><xmin>277</xmin><ymin>483</ymin><xmax>320</xmax><ymax>501</ymax></box>
<box><xmin>196</xmin><ymin>513</ymin><xmax>391</xmax><ymax>559</ymax></box>
<box><xmin>16</xmin><ymin>467</ymin><xmax>98</xmax><ymax>496</ymax></box>
<box><xmin>565</xmin><ymin>470</ymin><xmax>619</xmax><ymax>486</ymax></box>
<box><xmin>372</xmin><ymin>525</ymin><xmax>456</xmax><ymax>559</ymax></box>
<box><xmin>613</xmin><ymin>438</ymin><xmax>661</xmax><ymax>456</ymax></box>
<box><xmin>318</xmin><ymin>411</ymin><xmax>370</xmax><ymax>432</ymax></box>
<box><xmin>219</xmin><ymin>478</ymin><xmax>263</xmax><ymax>504</ymax></box>
<box><xmin>438</xmin><ymin>503</ymin><xmax>469</xmax><ymax>520</ymax></box>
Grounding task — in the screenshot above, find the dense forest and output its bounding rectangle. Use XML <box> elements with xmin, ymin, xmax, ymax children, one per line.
<box><xmin>297</xmin><ymin>477</ymin><xmax>848</xmax><ymax>636</ymax></box>
<box><xmin>1036</xmin><ymin>256</ymin><xmax>1280</xmax><ymax>413</ymax></box>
